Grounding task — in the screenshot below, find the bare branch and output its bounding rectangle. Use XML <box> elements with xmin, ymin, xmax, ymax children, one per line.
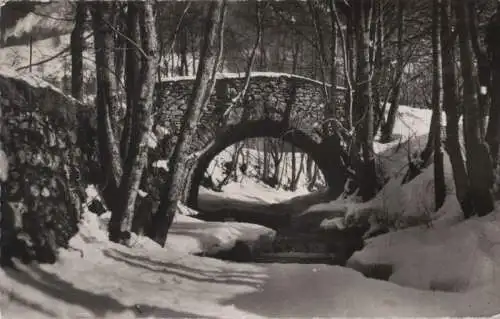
<box><xmin>222</xmin><ymin>1</ymin><xmax>266</xmax><ymax>121</ymax></box>
<box><xmin>16</xmin><ymin>33</ymin><xmax>93</xmax><ymax>71</ymax></box>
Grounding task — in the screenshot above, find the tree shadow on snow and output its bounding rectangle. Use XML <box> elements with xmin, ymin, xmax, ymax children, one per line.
<box><xmin>0</xmin><ymin>286</ymin><xmax>58</xmax><ymax>317</ymax></box>
<box><xmin>103</xmin><ymin>248</ymin><xmax>265</xmax><ymax>287</ymax></box>
<box><xmin>132</xmin><ymin>304</ymin><xmax>220</xmax><ymax>319</ymax></box>
<box><xmin>2</xmin><ymin>264</ymin><xmax>200</xmax><ymax>318</ymax></box>
<box><xmin>2</xmin><ymin>265</ymin><xmax>128</xmax><ymax>317</ymax></box>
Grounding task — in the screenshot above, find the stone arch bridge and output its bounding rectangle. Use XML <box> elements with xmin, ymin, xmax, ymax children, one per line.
<box><xmin>0</xmin><ymin>70</ymin><xmax>348</xmax><ymax>263</ymax></box>
<box><xmin>153</xmin><ymin>72</ymin><xmax>348</xmax><ymax>207</ymax></box>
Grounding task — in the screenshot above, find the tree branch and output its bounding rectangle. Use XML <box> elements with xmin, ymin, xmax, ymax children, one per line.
<box><xmin>16</xmin><ymin>33</ymin><xmax>93</xmax><ymax>71</ymax></box>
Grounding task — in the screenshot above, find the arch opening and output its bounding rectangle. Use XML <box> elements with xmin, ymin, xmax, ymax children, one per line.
<box><xmin>187</xmin><ymin>119</ymin><xmax>344</xmax><ymax>209</ymax></box>
<box><xmin>203</xmin><ymin>137</ymin><xmax>326</xmax><ymax>194</ymax></box>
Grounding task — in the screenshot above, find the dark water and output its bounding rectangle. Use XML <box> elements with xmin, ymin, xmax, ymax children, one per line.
<box><xmin>195</xmin><ymin>206</ymin><xmax>365</xmax><ymax>266</ymax></box>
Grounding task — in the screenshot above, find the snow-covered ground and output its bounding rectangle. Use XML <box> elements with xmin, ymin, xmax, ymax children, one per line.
<box><xmin>4</xmin><ymin>30</ymin><xmax>500</xmax><ymax>317</ymax></box>
<box><xmin>2</xmin><ymin>207</ymin><xmax>500</xmax><ymax>318</ymax></box>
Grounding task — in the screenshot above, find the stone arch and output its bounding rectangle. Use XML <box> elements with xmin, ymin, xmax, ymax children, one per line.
<box><xmin>187</xmin><ymin>119</ymin><xmax>346</xmax><ymax>208</ymax></box>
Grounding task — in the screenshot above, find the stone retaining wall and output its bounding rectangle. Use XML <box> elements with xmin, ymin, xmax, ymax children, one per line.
<box><xmin>0</xmin><ymin>71</ymin><xmax>87</xmax><ymax>263</ymax></box>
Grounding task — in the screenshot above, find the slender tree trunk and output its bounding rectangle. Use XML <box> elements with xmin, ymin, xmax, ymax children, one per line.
<box><xmin>485</xmin><ymin>5</ymin><xmax>500</xmax><ymax>169</ymax></box>
<box><xmin>372</xmin><ymin>0</ymin><xmax>384</xmax><ymax>133</ymax></box>
<box><xmin>306</xmin><ymin>153</ymin><xmax>313</xmax><ymax>183</ymax></box>
<box><xmin>29</xmin><ymin>36</ymin><xmax>32</xmax><ymax>72</ymax></box>
<box><xmin>108</xmin><ymin>2</ymin><xmax>158</xmax><ymax>243</ymax></box>
<box><xmin>150</xmin><ymin>0</ymin><xmax>227</xmax><ymax>246</ymax></box>
<box><xmin>354</xmin><ymin>0</ymin><xmax>378</xmax><ymax>200</ymax></box>
<box><xmin>291</xmin><ymin>144</ymin><xmax>297</xmax><ymax>190</ymax></box>
<box><xmin>421</xmin><ymin>108</ymin><xmax>438</xmax><ymax>166</ymax></box>
<box><xmin>328</xmin><ymin>0</ymin><xmax>338</xmax><ymax>121</ymax></box>
<box><xmin>263</xmin><ymin>139</ymin><xmax>269</xmax><ymax>180</ymax></box>
<box><xmin>309</xmin><ymin>163</ymin><xmax>319</xmax><ymax>191</ymax></box>
<box><xmin>308</xmin><ymin>0</ymin><xmax>333</xmax><ymax>124</ymax></box>
<box><xmin>455</xmin><ymin>0</ymin><xmax>494</xmax><ymax>217</ymax></box>
<box><xmin>431</xmin><ymin>0</ymin><xmax>446</xmax><ymax>210</ymax></box>
<box><xmin>468</xmin><ymin>1</ymin><xmax>490</xmax><ymax>139</ymax></box>
<box><xmin>120</xmin><ymin>4</ymin><xmax>141</xmax><ymax>161</ymax></box>
<box><xmin>345</xmin><ymin>12</ymin><xmax>355</xmax><ymax>128</ymax></box>
<box><xmin>71</xmin><ymin>2</ymin><xmax>85</xmax><ymax>101</ymax></box>
<box><xmin>180</xmin><ymin>27</ymin><xmax>189</xmax><ymax>76</ymax></box>
<box><xmin>91</xmin><ymin>3</ymin><xmax>123</xmax><ymax>211</ymax></box>
<box><xmin>191</xmin><ymin>29</ymin><xmax>197</xmax><ymax>75</ymax></box>
<box><xmin>380</xmin><ymin>0</ymin><xmax>404</xmax><ymax>143</ymax></box>
<box><xmin>114</xmin><ymin>5</ymin><xmax>126</xmax><ymax>96</ymax></box>
<box><xmin>291</xmin><ymin>151</ymin><xmax>305</xmax><ymax>190</ymax></box>
<box><xmin>440</xmin><ymin>0</ymin><xmax>470</xmax><ymax>215</ymax></box>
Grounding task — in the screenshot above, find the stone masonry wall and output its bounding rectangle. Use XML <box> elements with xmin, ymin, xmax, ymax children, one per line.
<box><xmin>0</xmin><ymin>70</ymin><xmax>87</xmax><ymax>264</ymax></box>
<box><xmin>154</xmin><ymin>73</ymin><xmax>346</xmax><ymax>157</ymax></box>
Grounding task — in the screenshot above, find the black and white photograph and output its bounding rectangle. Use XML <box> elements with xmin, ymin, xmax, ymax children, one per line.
<box><xmin>1</xmin><ymin>0</ymin><xmax>500</xmax><ymax>317</ymax></box>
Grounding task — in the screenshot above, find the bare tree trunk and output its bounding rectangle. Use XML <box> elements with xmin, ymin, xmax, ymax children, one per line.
<box><xmin>114</xmin><ymin>5</ymin><xmax>126</xmax><ymax>95</ymax></box>
<box><xmin>372</xmin><ymin>0</ymin><xmax>384</xmax><ymax>133</ymax></box>
<box><xmin>29</xmin><ymin>36</ymin><xmax>32</xmax><ymax>72</ymax></box>
<box><xmin>380</xmin><ymin>0</ymin><xmax>404</xmax><ymax>143</ymax></box>
<box><xmin>440</xmin><ymin>0</ymin><xmax>470</xmax><ymax>215</ymax></box>
<box><xmin>120</xmin><ymin>3</ymin><xmax>141</xmax><ymax>161</ymax></box>
<box><xmin>107</xmin><ymin>2</ymin><xmax>158</xmax><ymax>244</ymax></box>
<box><xmin>291</xmin><ymin>151</ymin><xmax>306</xmax><ymax>190</ymax></box>
<box><xmin>91</xmin><ymin>3</ymin><xmax>123</xmax><ymax>211</ymax></box>
<box><xmin>308</xmin><ymin>0</ymin><xmax>334</xmax><ymax>123</ymax></box>
<box><xmin>354</xmin><ymin>0</ymin><xmax>378</xmax><ymax>200</ymax></box>
<box><xmin>306</xmin><ymin>153</ymin><xmax>313</xmax><ymax>183</ymax></box>
<box><xmin>291</xmin><ymin>144</ymin><xmax>297</xmax><ymax>190</ymax></box>
<box><xmin>455</xmin><ymin>0</ymin><xmax>494</xmax><ymax>217</ymax></box>
<box><xmin>150</xmin><ymin>0</ymin><xmax>227</xmax><ymax>246</ymax></box>
<box><xmin>328</xmin><ymin>0</ymin><xmax>338</xmax><ymax>120</ymax></box>
<box><xmin>180</xmin><ymin>27</ymin><xmax>189</xmax><ymax>76</ymax></box>
<box><xmin>431</xmin><ymin>0</ymin><xmax>446</xmax><ymax>210</ymax></box>
<box><xmin>468</xmin><ymin>1</ymin><xmax>490</xmax><ymax>139</ymax></box>
<box><xmin>485</xmin><ymin>5</ymin><xmax>500</xmax><ymax>170</ymax></box>
<box><xmin>311</xmin><ymin>164</ymin><xmax>319</xmax><ymax>190</ymax></box>
<box><xmin>270</xmin><ymin>140</ymin><xmax>284</xmax><ymax>187</ymax></box>
<box><xmin>344</xmin><ymin>11</ymin><xmax>355</xmax><ymax>129</ymax></box>
<box><xmin>216</xmin><ymin>143</ymin><xmax>243</xmax><ymax>190</ymax></box>
<box><xmin>191</xmin><ymin>29</ymin><xmax>197</xmax><ymax>75</ymax></box>
<box><xmin>263</xmin><ymin>139</ymin><xmax>269</xmax><ymax>180</ymax></box>
<box><xmin>421</xmin><ymin>107</ymin><xmax>438</xmax><ymax>166</ymax></box>
<box><xmin>71</xmin><ymin>2</ymin><xmax>85</xmax><ymax>101</ymax></box>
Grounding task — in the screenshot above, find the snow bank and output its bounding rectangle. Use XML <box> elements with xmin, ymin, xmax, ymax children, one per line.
<box><xmin>73</xmin><ymin>206</ymin><xmax>276</xmax><ymax>257</ymax></box>
<box><xmin>83</xmin><ymin>186</ymin><xmax>276</xmax><ymax>257</ymax></box>
<box><xmin>317</xmin><ymin>152</ymin><xmax>461</xmax><ymax>237</ymax></box>
<box><xmin>165</xmin><ymin>213</ymin><xmax>276</xmax><ymax>256</ymax></box>
<box><xmin>348</xmin><ymin>205</ymin><xmax>500</xmax><ymax>293</ymax></box>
